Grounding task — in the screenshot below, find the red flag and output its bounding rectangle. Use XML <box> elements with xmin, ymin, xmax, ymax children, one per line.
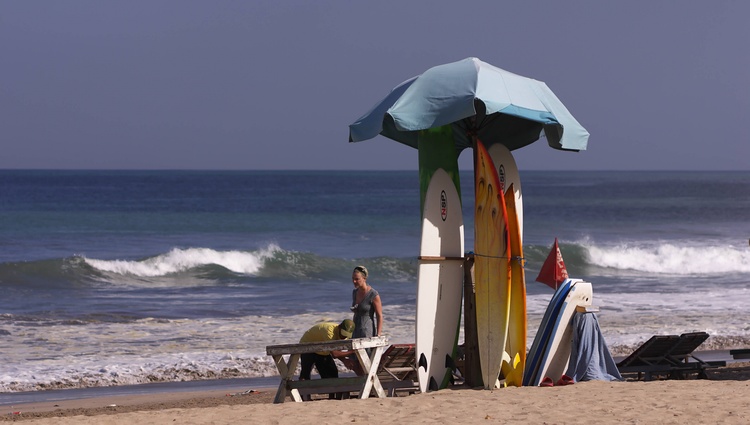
<box><xmin>535</xmin><ymin>238</ymin><xmax>569</xmax><ymax>289</ymax></box>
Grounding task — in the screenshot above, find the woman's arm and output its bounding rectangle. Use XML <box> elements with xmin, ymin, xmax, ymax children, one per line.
<box><xmin>373</xmin><ymin>294</ymin><xmax>383</xmax><ymax>336</ymax></box>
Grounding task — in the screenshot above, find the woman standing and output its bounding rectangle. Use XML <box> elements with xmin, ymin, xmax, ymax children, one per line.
<box><xmin>350</xmin><ymin>265</ymin><xmax>383</xmax><ymax>339</ymax></box>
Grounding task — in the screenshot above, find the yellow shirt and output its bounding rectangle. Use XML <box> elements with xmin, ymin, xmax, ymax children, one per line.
<box><xmin>299</xmin><ymin>322</ymin><xmax>339</xmax><ymax>355</ymax></box>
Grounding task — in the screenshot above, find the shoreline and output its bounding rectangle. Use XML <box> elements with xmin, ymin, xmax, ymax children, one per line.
<box><xmin>1</xmin><ymin>387</ymin><xmax>276</xmax><ymax>420</ymax></box>
<box><xmin>0</xmin><ymin>376</ymin><xmax>280</xmax><ymax>407</ymax></box>
<box><xmin>1</xmin><ymin>348</ymin><xmax>738</xmax><ymax>405</ymax></box>
<box><xmin>2</xmin><ymin>361</ymin><xmax>749</xmax><ymax>423</ymax></box>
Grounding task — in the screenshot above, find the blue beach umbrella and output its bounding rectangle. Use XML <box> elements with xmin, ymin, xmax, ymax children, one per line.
<box><xmin>349</xmin><ymin>57</ymin><xmax>589</xmax><ymax>153</ymax></box>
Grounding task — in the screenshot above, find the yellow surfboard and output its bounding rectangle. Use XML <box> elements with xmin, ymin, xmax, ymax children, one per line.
<box><xmin>501</xmin><ymin>183</ymin><xmax>527</xmax><ymax>387</ymax></box>
<box><xmin>474</xmin><ymin>139</ymin><xmax>511</xmax><ymax>389</ymax></box>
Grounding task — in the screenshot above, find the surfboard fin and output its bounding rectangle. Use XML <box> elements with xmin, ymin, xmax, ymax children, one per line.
<box><xmin>445</xmin><ymin>354</ymin><xmax>456</xmax><ymax>370</ymax></box>
<box><xmin>429</xmin><ymin>376</ymin><xmax>439</xmax><ymax>391</ymax></box>
<box><xmin>419</xmin><ymin>353</ymin><xmax>428</xmax><ymax>371</ymax></box>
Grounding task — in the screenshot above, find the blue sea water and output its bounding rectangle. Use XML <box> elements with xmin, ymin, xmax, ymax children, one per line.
<box><xmin>1</xmin><ymin>170</ymin><xmax>749</xmax><ymax>392</ymax></box>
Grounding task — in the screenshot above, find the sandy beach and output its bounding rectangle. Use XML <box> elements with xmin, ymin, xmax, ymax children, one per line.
<box><xmin>3</xmin><ymin>361</ymin><xmax>749</xmax><ymax>424</ymax></box>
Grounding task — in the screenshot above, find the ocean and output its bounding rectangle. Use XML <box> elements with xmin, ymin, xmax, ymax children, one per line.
<box><xmin>1</xmin><ymin>170</ymin><xmax>749</xmax><ymax>393</ymax></box>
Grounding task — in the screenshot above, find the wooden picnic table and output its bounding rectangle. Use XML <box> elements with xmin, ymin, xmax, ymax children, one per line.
<box><xmin>266</xmin><ymin>336</ymin><xmax>389</xmax><ymax>403</ymax></box>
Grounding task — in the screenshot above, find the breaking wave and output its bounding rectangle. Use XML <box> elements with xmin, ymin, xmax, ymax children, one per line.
<box><xmin>584</xmin><ymin>242</ymin><xmax>750</xmax><ymax>275</ymax></box>
<box><xmin>84</xmin><ymin>245</ymin><xmax>280</xmax><ymax>277</ymax></box>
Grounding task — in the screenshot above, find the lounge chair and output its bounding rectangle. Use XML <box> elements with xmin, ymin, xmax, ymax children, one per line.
<box><xmin>616</xmin><ymin>334</ymin><xmax>680</xmax><ymax>380</ymax></box>
<box><xmin>729</xmin><ymin>349</ymin><xmax>750</xmax><ymax>360</ymax></box>
<box><xmin>376</xmin><ymin>344</ymin><xmax>420</xmax><ymax>396</ymax></box>
<box><xmin>663</xmin><ymin>332</ymin><xmax>708</xmax><ymax>364</ymax></box>
<box><xmin>616</xmin><ymin>332</ymin><xmax>725</xmax><ymax>381</ymax></box>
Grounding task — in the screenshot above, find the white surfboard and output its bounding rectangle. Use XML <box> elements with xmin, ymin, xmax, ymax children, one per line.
<box><xmin>535</xmin><ymin>280</ymin><xmax>593</xmax><ymax>385</ymax></box>
<box><xmin>416</xmin><ymin>168</ymin><xmax>464</xmax><ymax>392</ymax></box>
<box><xmin>488</xmin><ymin>143</ymin><xmax>523</xmax><ymax>239</ymax></box>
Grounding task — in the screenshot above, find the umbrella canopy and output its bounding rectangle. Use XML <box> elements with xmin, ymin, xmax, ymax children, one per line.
<box><xmin>349</xmin><ymin>57</ymin><xmax>589</xmax><ymax>153</ymax></box>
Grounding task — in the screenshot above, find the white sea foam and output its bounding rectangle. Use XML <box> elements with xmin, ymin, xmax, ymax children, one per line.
<box><xmin>586</xmin><ymin>242</ymin><xmax>750</xmax><ymax>275</ymax></box>
<box><xmin>3</xmin><ymin>288</ymin><xmax>750</xmax><ymax>392</ymax></box>
<box><xmin>83</xmin><ymin>245</ymin><xmax>283</xmax><ymax>277</ymax></box>
<box><xmin>0</xmin><ymin>306</ymin><xmax>419</xmax><ymax>393</ymax></box>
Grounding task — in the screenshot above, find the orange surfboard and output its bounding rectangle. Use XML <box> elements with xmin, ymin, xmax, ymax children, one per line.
<box><xmin>473</xmin><ymin>139</ymin><xmax>511</xmax><ymax>389</ymax></box>
<box><xmin>501</xmin><ymin>183</ymin><xmax>527</xmax><ymax>387</ymax></box>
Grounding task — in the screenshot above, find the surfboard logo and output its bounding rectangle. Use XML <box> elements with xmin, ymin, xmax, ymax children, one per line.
<box><xmin>440</xmin><ymin>190</ymin><xmax>447</xmax><ymax>221</ymax></box>
<box><xmin>498</xmin><ymin>165</ymin><xmax>506</xmax><ymax>192</ymax></box>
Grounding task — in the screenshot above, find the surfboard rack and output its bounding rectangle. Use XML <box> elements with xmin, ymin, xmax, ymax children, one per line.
<box><xmin>418</xmin><ymin>256</ymin><xmax>465</xmax><ymax>261</ymax></box>
<box><xmin>576</xmin><ymin>305</ymin><xmax>599</xmax><ymax>313</ymax></box>
<box><xmin>445</xmin><ymin>355</ymin><xmax>458</xmax><ymax>385</ymax></box>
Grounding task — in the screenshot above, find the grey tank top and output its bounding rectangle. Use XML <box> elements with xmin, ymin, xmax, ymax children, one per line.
<box><xmin>351</xmin><ymin>288</ymin><xmax>379</xmax><ymax>338</ymax></box>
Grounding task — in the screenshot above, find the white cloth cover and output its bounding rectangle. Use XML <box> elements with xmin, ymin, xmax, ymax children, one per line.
<box><xmin>566</xmin><ymin>312</ymin><xmax>623</xmax><ymax>382</ymax></box>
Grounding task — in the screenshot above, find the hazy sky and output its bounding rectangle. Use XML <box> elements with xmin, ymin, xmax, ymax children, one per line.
<box><xmin>2</xmin><ymin>1</ymin><xmax>748</xmax><ymax>170</ymax></box>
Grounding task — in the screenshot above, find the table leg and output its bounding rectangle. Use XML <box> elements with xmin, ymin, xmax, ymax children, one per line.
<box><xmin>355</xmin><ymin>346</ymin><xmax>387</xmax><ymax>399</ymax></box>
<box><xmin>273</xmin><ymin>354</ymin><xmax>301</xmax><ymax>403</ymax></box>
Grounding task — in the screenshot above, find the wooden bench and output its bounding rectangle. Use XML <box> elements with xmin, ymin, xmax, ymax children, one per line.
<box><xmin>266</xmin><ymin>336</ymin><xmax>389</xmax><ymax>403</ymax></box>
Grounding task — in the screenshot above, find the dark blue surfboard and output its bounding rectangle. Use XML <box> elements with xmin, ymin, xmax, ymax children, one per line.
<box><xmin>522</xmin><ymin>279</ymin><xmax>574</xmax><ymax>386</ymax></box>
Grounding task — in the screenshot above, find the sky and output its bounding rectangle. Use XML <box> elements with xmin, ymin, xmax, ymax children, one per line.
<box><xmin>2</xmin><ymin>1</ymin><xmax>749</xmax><ymax>171</ymax></box>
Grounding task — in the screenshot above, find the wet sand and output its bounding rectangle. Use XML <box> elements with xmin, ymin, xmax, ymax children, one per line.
<box><xmin>2</xmin><ymin>362</ymin><xmax>749</xmax><ymax>424</ymax></box>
